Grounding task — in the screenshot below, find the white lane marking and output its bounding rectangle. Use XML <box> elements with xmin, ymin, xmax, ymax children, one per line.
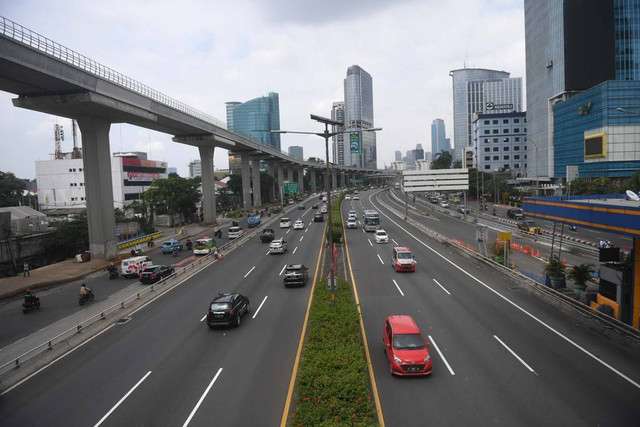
<box><xmin>94</xmin><ymin>371</ymin><xmax>152</xmax><ymax>427</ymax></box>
<box><xmin>372</xmin><ymin>198</ymin><xmax>640</xmax><ymax>390</ymax></box>
<box><xmin>1</xmin><ymin>324</ymin><xmax>116</xmax><ymax>396</ymax></box>
<box><xmin>253</xmin><ymin>295</ymin><xmax>268</xmax><ymax>319</ymax></box>
<box><xmin>293</xmin><ymin>247</ymin><xmax>298</xmax><ymax>254</ymax></box>
<box><xmin>182</xmin><ymin>368</ymin><xmax>223</xmax><ymax>427</ymax></box>
<box><xmin>299</xmin><ymin>236</ymin><xmax>304</xmax><ymax>242</ymax></box>
<box><xmin>279</xmin><ymin>264</ymin><xmax>287</xmax><ymax>276</ymax></box>
<box><xmin>377</xmin><ymin>254</ymin><xmax>384</xmax><ymax>265</ymax></box>
<box><xmin>200</xmin><ymin>314</ymin><xmax>206</xmax><ymax>322</ymax></box>
<box><xmin>433</xmin><ymin>278</ymin><xmax>451</xmax><ymax>296</ymax></box>
<box><xmin>286</xmin><ymin>229</ymin><xmax>291</xmax><ymax>234</ymax></box>
<box><xmin>428</xmin><ymin>335</ymin><xmax>455</xmax><ymax>375</ymax></box>
<box><xmin>362</xmin><ymin>228</ymin><xmax>365</xmax><ymax>234</ymax></box>
<box><xmin>494</xmin><ymin>335</ymin><xmax>537</xmax><ymax>374</ymax></box>
<box><xmin>392</xmin><ymin>238</ymin><xmax>399</xmax><ymax>245</ymax></box>
<box><xmin>266</xmin><ymin>251</ymin><xmax>271</xmax><ymax>256</ymax></box>
<box><xmin>392</xmin><ymin>279</ymin><xmax>404</xmax><ymax>296</ymax></box>
<box><xmin>244</xmin><ymin>266</ymin><xmax>256</xmax><ymax>278</ymax></box>
<box><xmin>305</xmin><ymin>227</ymin><xmax>309</xmax><ymax>232</ymax></box>
<box><xmin>368</xmin><ymin>239</ymin><xmax>373</xmax><ymax>246</ymax></box>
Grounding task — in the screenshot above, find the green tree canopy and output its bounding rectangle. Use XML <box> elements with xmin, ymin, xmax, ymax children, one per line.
<box><xmin>0</xmin><ymin>171</ymin><xmax>26</xmax><ymax>207</ymax></box>
<box><xmin>430</xmin><ymin>150</ymin><xmax>453</xmax><ymax>170</ymax></box>
<box><xmin>144</xmin><ymin>176</ymin><xmax>201</xmax><ymax>220</ymax></box>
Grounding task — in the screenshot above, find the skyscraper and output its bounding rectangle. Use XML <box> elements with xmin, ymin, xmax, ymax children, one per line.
<box><xmin>344</xmin><ymin>65</ymin><xmax>376</xmax><ymax>169</ymax></box>
<box><xmin>288</xmin><ymin>146</ymin><xmax>304</xmax><ymax>160</ymax></box>
<box><xmin>415</xmin><ymin>144</ymin><xmax>424</xmax><ymax>161</ymax></box>
<box><xmin>449</xmin><ymin>68</ymin><xmax>511</xmax><ymax>161</ymax></box>
<box><xmin>331</xmin><ymin>102</ymin><xmax>346</xmax><ymax>165</ymax></box>
<box><xmin>395</xmin><ymin>151</ymin><xmax>402</xmax><ymax>161</ymax></box>
<box><xmin>525</xmin><ymin>0</ymin><xmax>615</xmax><ymax>179</ymax></box>
<box><xmin>431</xmin><ymin>119</ymin><xmax>451</xmax><ymax>156</ymax></box>
<box><xmin>225</xmin><ymin>92</ymin><xmax>281</xmax><ymax>151</ymax></box>
<box><xmin>615</xmin><ymin>0</ymin><xmax>640</xmax><ymax>80</ymax></box>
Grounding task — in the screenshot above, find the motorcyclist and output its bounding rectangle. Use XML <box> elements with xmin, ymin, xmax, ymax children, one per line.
<box><xmin>172</xmin><ymin>247</ymin><xmax>179</xmax><ymax>257</ymax></box>
<box><xmin>24</xmin><ymin>289</ymin><xmax>37</xmax><ymax>304</ymax></box>
<box><xmin>186</xmin><ymin>239</ymin><xmax>192</xmax><ymax>250</ymax></box>
<box><xmin>107</xmin><ymin>263</ymin><xmax>116</xmax><ymax>273</ymax></box>
<box><xmin>80</xmin><ymin>283</ymin><xmax>92</xmax><ymax>297</ymax></box>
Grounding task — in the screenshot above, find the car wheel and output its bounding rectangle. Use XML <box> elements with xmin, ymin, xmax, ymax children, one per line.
<box><xmin>245</xmin><ymin>302</ymin><xmax>250</xmax><ymax>314</ymax></box>
<box><xmin>235</xmin><ymin>314</ymin><xmax>241</xmax><ymax>327</ymax></box>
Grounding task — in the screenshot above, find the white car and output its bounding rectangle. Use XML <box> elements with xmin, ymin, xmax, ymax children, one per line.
<box><xmin>347</xmin><ymin>218</ymin><xmax>357</xmax><ymax>229</ymax></box>
<box><xmin>320</xmin><ymin>205</ymin><xmax>328</xmax><ymax>213</ymax></box>
<box><xmin>374</xmin><ymin>229</ymin><xmax>389</xmax><ymax>244</ymax></box>
<box><xmin>345</xmin><ymin>195</ymin><xmax>351</xmax><ymax>200</ymax></box>
<box><xmin>353</xmin><ymin>195</ymin><xmax>360</xmax><ymax>200</ymax></box>
<box><xmin>293</xmin><ymin>219</ymin><xmax>304</xmax><ymax>230</ymax></box>
<box><xmin>440</xmin><ymin>201</ymin><xmax>449</xmax><ymax>208</ymax></box>
<box><xmin>269</xmin><ymin>238</ymin><xmax>288</xmax><ymax>254</ymax></box>
<box><xmin>349</xmin><ymin>210</ymin><xmax>356</xmax><ymax>216</ymax></box>
<box><xmin>228</xmin><ymin>226</ymin><xmax>244</xmax><ymax>239</ymax></box>
<box><xmin>280</xmin><ymin>218</ymin><xmax>292</xmax><ymax>228</ymax></box>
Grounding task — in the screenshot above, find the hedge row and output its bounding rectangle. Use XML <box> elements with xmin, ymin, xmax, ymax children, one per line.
<box><xmin>291</xmin><ymin>278</ymin><xmax>377</xmax><ymax>426</ymax></box>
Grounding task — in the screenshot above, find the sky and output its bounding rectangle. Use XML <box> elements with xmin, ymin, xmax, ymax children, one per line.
<box><xmin>0</xmin><ymin>0</ymin><xmax>525</xmax><ymax>180</ymax></box>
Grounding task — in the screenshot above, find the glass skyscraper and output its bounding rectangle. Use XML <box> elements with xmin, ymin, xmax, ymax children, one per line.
<box><xmin>225</xmin><ymin>92</ymin><xmax>281</xmax><ymax>151</ymax></box>
<box><xmin>431</xmin><ymin>119</ymin><xmax>451</xmax><ymax>156</ymax></box>
<box><xmin>288</xmin><ymin>146</ymin><xmax>304</xmax><ymax>160</ymax></box>
<box><xmin>344</xmin><ymin>65</ymin><xmax>376</xmax><ymax>169</ymax></box>
<box><xmin>331</xmin><ymin>102</ymin><xmax>346</xmax><ymax>165</ymax></box>
<box><xmin>615</xmin><ymin>0</ymin><xmax>640</xmax><ymax>80</ymax></box>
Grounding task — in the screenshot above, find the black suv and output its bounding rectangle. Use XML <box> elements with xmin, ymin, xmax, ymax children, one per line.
<box><xmin>206</xmin><ymin>293</ymin><xmax>250</xmax><ymax>327</ymax></box>
<box><xmin>139</xmin><ymin>265</ymin><xmax>175</xmax><ymax>284</ymax></box>
<box><xmin>507</xmin><ymin>209</ymin><xmax>524</xmax><ymax>220</ymax></box>
<box><xmin>284</xmin><ymin>264</ymin><xmax>309</xmax><ymax>287</ymax></box>
<box><xmin>260</xmin><ymin>228</ymin><xmax>275</xmax><ymax>243</ymax></box>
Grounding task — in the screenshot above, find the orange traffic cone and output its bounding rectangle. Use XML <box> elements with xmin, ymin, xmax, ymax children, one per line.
<box><xmin>562</xmin><ymin>258</ymin><xmax>566</xmax><ymax>267</ymax></box>
<box><xmin>536</xmin><ymin>249</ymin><xmax>541</xmax><ymax>258</ymax></box>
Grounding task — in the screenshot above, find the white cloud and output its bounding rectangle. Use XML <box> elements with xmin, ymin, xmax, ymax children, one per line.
<box><xmin>0</xmin><ymin>0</ymin><xmax>525</xmax><ymax>179</ymax></box>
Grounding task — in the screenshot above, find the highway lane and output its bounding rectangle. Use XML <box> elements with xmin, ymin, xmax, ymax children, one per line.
<box><xmin>347</xmin><ymin>189</ymin><xmax>640</xmax><ymax>426</ymax></box>
<box><xmin>0</xmin><ymin>205</ymin><xmax>324</xmax><ymax>426</ymax></box>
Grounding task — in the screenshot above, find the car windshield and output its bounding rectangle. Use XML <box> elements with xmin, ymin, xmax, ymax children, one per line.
<box><xmin>286</xmin><ymin>267</ymin><xmax>301</xmax><ymax>273</ymax></box>
<box><xmin>210</xmin><ymin>302</ymin><xmax>230</xmax><ymax>311</ymax></box>
<box><xmin>393</xmin><ymin>333</ymin><xmax>425</xmax><ymax>350</ymax></box>
<box><xmin>141</xmin><ymin>267</ymin><xmax>158</xmax><ymax>273</ymax></box>
<box><xmin>397</xmin><ymin>252</ymin><xmax>412</xmax><ymax>259</ymax></box>
<box><xmin>377</xmin><ymin>231</ymin><xmax>386</xmax><ymax>236</ymax></box>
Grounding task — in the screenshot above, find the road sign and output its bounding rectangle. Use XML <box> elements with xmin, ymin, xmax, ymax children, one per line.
<box><xmin>283</xmin><ymin>182</ymin><xmax>299</xmax><ymax>194</ymax></box>
<box><xmin>499</xmin><ymin>232</ymin><xmax>512</xmax><ymax>242</ymax></box>
<box><xmin>350</xmin><ymin>132</ymin><xmax>360</xmax><ymax>153</ymax></box>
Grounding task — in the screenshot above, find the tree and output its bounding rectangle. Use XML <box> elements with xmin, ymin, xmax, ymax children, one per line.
<box><xmin>0</xmin><ymin>171</ymin><xmax>26</xmax><ymax>207</ymax></box>
<box><xmin>569</xmin><ymin>177</ymin><xmax>613</xmax><ymax>195</ymax></box>
<box><xmin>46</xmin><ymin>213</ymin><xmax>89</xmax><ymax>261</ymax></box>
<box><xmin>144</xmin><ymin>176</ymin><xmax>201</xmax><ymax>222</ymax></box>
<box><xmin>567</xmin><ymin>263</ymin><xmax>595</xmax><ymax>292</ymax></box>
<box><xmin>627</xmin><ymin>171</ymin><xmax>640</xmax><ymax>192</ymax></box>
<box><xmin>452</xmin><ymin>159</ymin><xmax>462</xmax><ymax>169</ymax></box>
<box><xmin>430</xmin><ymin>150</ymin><xmax>452</xmax><ymax>170</ymax></box>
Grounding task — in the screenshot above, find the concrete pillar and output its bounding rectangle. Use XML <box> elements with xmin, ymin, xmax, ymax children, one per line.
<box><xmin>310</xmin><ymin>170</ymin><xmax>317</xmax><ymax>192</ymax></box>
<box><xmin>297</xmin><ymin>168</ymin><xmax>304</xmax><ymax>195</ymax></box>
<box><xmin>76</xmin><ymin>117</ymin><xmax>116</xmax><ymax>260</ymax></box>
<box><xmin>277</xmin><ymin>164</ymin><xmax>284</xmax><ymax>204</ymax></box>
<box><xmin>198</xmin><ymin>146</ymin><xmax>216</xmax><ymax>224</ymax></box>
<box><xmin>252</xmin><ymin>157</ymin><xmax>262</xmax><ymax>208</ymax></box>
<box><xmin>332</xmin><ymin>170</ymin><xmax>337</xmax><ymax>191</ymax></box>
<box><xmin>241</xmin><ymin>155</ymin><xmax>251</xmax><ymax>212</ymax></box>
<box><xmin>287</xmin><ymin>167</ymin><xmax>294</xmax><ymax>183</ymax></box>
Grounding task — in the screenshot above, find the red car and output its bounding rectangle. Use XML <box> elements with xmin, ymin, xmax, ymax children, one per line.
<box><xmin>383</xmin><ymin>315</ymin><xmax>432</xmax><ymax>376</ymax></box>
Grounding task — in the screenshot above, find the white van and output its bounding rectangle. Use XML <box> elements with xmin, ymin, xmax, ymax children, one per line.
<box><xmin>120</xmin><ymin>256</ymin><xmax>153</xmax><ymax>278</ymax></box>
<box><xmin>228</xmin><ymin>226</ymin><xmax>244</xmax><ymax>239</ymax></box>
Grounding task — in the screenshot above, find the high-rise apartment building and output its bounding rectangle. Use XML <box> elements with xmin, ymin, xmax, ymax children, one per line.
<box><xmin>431</xmin><ymin>119</ymin><xmax>451</xmax><ymax>156</ymax></box>
<box><xmin>331</xmin><ymin>102</ymin><xmax>346</xmax><ymax>165</ymax></box>
<box><xmin>225</xmin><ymin>92</ymin><xmax>281</xmax><ymax>151</ymax></box>
<box><xmin>449</xmin><ymin>68</ymin><xmax>512</xmax><ymax>162</ymax></box>
<box><xmin>288</xmin><ymin>146</ymin><xmax>304</xmax><ymax>160</ymax></box>
<box><xmin>344</xmin><ymin>65</ymin><xmax>376</xmax><ymax>169</ymax></box>
<box><xmin>525</xmin><ymin>0</ymin><xmax>615</xmax><ymax>179</ymax></box>
<box><xmin>473</xmin><ymin>112</ymin><xmax>527</xmax><ymax>176</ymax></box>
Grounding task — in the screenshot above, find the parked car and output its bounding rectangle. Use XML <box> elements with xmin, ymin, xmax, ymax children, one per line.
<box><xmin>293</xmin><ymin>219</ymin><xmax>305</xmax><ymax>230</ymax></box>
<box><xmin>353</xmin><ymin>195</ymin><xmax>360</xmax><ymax>200</ymax></box>
<box><xmin>347</xmin><ymin>217</ymin><xmax>357</xmax><ymax>229</ymax></box>
<box><xmin>260</xmin><ymin>228</ymin><xmax>275</xmax><ymax>243</ymax></box>
<box><xmin>139</xmin><ymin>265</ymin><xmax>175</xmax><ymax>284</ymax></box>
<box><xmin>283</xmin><ymin>264</ymin><xmax>309</xmax><ymax>287</ymax></box>
<box><xmin>383</xmin><ymin>315</ymin><xmax>432</xmax><ymax>376</ymax></box>
<box><xmin>374</xmin><ymin>229</ymin><xmax>389</xmax><ymax>244</ymax></box>
<box><xmin>280</xmin><ymin>218</ymin><xmax>292</xmax><ymax>228</ymax></box>
<box><xmin>313</xmin><ymin>212</ymin><xmax>324</xmax><ymax>222</ymax></box>
<box><xmin>269</xmin><ymin>238</ymin><xmax>288</xmax><ymax>254</ymax></box>
<box><xmin>206</xmin><ymin>292</ymin><xmax>250</xmax><ymax>327</ymax></box>
<box><xmin>161</xmin><ymin>239</ymin><xmax>183</xmax><ymax>254</ymax></box>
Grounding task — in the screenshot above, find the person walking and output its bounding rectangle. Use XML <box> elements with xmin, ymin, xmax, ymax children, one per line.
<box><xmin>23</xmin><ymin>261</ymin><xmax>30</xmax><ymax>277</ymax></box>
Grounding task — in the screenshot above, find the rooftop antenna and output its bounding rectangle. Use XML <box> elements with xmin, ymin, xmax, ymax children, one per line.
<box><xmin>53</xmin><ymin>123</ymin><xmax>64</xmax><ymax>160</ymax></box>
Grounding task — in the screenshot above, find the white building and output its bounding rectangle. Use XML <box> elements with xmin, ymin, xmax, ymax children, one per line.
<box><xmin>415</xmin><ymin>159</ymin><xmax>431</xmax><ymax>171</ymax></box>
<box><xmin>390</xmin><ymin>161</ymin><xmax>406</xmax><ymax>171</ymax></box>
<box><xmin>37</xmin><ymin>152</ymin><xmax>167</xmax><ymax>210</ymax></box>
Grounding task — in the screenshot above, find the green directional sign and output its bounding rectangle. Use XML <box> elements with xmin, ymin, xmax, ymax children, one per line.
<box><xmin>283</xmin><ymin>182</ymin><xmax>299</xmax><ymax>194</ymax></box>
<box><xmin>350</xmin><ymin>132</ymin><xmax>360</xmax><ymax>153</ymax></box>
<box><xmin>350</xmin><ymin>179</ymin><xmax>363</xmax><ymax>184</ymax></box>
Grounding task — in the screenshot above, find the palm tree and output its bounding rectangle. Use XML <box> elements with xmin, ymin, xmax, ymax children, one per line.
<box><xmin>430</xmin><ymin>150</ymin><xmax>453</xmax><ymax>170</ymax></box>
<box><xmin>567</xmin><ymin>263</ymin><xmax>595</xmax><ymax>292</ymax></box>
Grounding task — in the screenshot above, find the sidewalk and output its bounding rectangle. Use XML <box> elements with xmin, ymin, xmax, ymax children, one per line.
<box><xmin>0</xmin><ymin>223</ymin><xmax>223</xmax><ymax>301</ymax></box>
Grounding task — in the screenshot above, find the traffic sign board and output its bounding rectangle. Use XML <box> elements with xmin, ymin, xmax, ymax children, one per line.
<box><xmin>283</xmin><ymin>182</ymin><xmax>299</xmax><ymax>194</ymax></box>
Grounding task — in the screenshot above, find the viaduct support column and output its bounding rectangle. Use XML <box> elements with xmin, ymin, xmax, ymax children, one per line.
<box><xmin>76</xmin><ymin>117</ymin><xmax>116</xmax><ymax>260</ymax></box>
<box><xmin>297</xmin><ymin>168</ymin><xmax>305</xmax><ymax>196</ymax></box>
<box><xmin>310</xmin><ymin>170</ymin><xmax>317</xmax><ymax>193</ymax></box>
<box><xmin>277</xmin><ymin>164</ymin><xmax>285</xmax><ymax>205</ymax></box>
<box><xmin>252</xmin><ymin>157</ymin><xmax>262</xmax><ymax>208</ymax></box>
<box><xmin>198</xmin><ymin>146</ymin><xmax>216</xmax><ymax>224</ymax></box>
<box><xmin>241</xmin><ymin>155</ymin><xmax>251</xmax><ymax>212</ymax></box>
<box><xmin>332</xmin><ymin>170</ymin><xmax>337</xmax><ymax>191</ymax></box>
<box><xmin>287</xmin><ymin>167</ymin><xmax>294</xmax><ymax>184</ymax></box>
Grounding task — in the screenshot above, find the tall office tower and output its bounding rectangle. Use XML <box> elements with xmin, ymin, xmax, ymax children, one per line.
<box><xmin>449</xmin><ymin>68</ymin><xmax>511</xmax><ymax>162</ymax></box>
<box><xmin>616</xmin><ymin>0</ymin><xmax>640</xmax><ymax>80</ymax></box>
<box><xmin>395</xmin><ymin>150</ymin><xmax>402</xmax><ymax>161</ymax></box>
<box><xmin>331</xmin><ymin>102</ymin><xmax>346</xmax><ymax>165</ymax></box>
<box><xmin>288</xmin><ymin>146</ymin><xmax>304</xmax><ymax>160</ymax></box>
<box><xmin>431</xmin><ymin>119</ymin><xmax>450</xmax><ymax>156</ymax></box>
<box><xmin>188</xmin><ymin>159</ymin><xmax>201</xmax><ymax>178</ymax></box>
<box><xmin>525</xmin><ymin>0</ymin><xmax>615</xmax><ymax>179</ymax></box>
<box><xmin>405</xmin><ymin>149</ymin><xmax>415</xmax><ymax>168</ymax></box>
<box><xmin>415</xmin><ymin>144</ymin><xmax>425</xmax><ymax>161</ymax></box>
<box><xmin>344</xmin><ymin>65</ymin><xmax>376</xmax><ymax>169</ymax></box>
<box><xmin>225</xmin><ymin>92</ymin><xmax>281</xmax><ymax>151</ymax></box>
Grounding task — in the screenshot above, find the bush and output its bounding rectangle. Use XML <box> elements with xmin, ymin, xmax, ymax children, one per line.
<box><xmin>292</xmin><ymin>278</ymin><xmax>376</xmax><ymax>426</ymax></box>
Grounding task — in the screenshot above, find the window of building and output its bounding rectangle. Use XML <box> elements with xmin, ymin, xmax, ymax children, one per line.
<box><xmin>484</xmin><ymin>138</ymin><xmax>490</xmax><ymax>143</ymax></box>
<box><xmin>80</xmin><ymin>183</ymin><xmax>84</xmax><ymax>186</ymax></box>
<box><xmin>503</xmin><ymin>129</ymin><xmax>509</xmax><ymax>133</ymax></box>
<box><xmin>515</xmin><ymin>137</ymin><xmax>520</xmax><ymax>142</ymax></box>
<box><xmin>514</xmin><ymin>128</ymin><xmax>520</xmax><ymax>133</ymax></box>
<box><xmin>493</xmin><ymin>138</ymin><xmax>498</xmax><ymax>143</ymax></box>
<box><xmin>514</xmin><ymin>155</ymin><xmax>520</xmax><ymax>160</ymax></box>
<box><xmin>484</xmin><ymin>156</ymin><xmax>490</xmax><ymax>161</ymax></box>
<box><xmin>504</xmin><ymin>155</ymin><xmax>510</xmax><ymax>160</ymax></box>
<box><xmin>484</xmin><ymin>120</ymin><xmax>490</xmax><ymax>125</ymax></box>
<box><xmin>81</xmin><ymin>197</ymin><xmax>85</xmax><ymax>201</ymax></box>
<box><xmin>484</xmin><ymin>147</ymin><xmax>490</xmax><ymax>152</ymax></box>
<box><xmin>493</xmin><ymin>156</ymin><xmax>499</xmax><ymax>160</ymax></box>
<box><xmin>503</xmin><ymin>138</ymin><xmax>509</xmax><ymax>142</ymax></box>
<box><xmin>493</xmin><ymin>147</ymin><xmax>499</xmax><ymax>152</ymax></box>
<box><xmin>514</xmin><ymin>118</ymin><xmax>520</xmax><ymax>123</ymax></box>
<box><xmin>504</xmin><ymin>146</ymin><xmax>510</xmax><ymax>151</ymax></box>
<box><xmin>79</xmin><ymin>168</ymin><xmax>83</xmax><ymax>172</ymax></box>
<box><xmin>485</xmin><ymin>165</ymin><xmax>491</xmax><ymax>170</ymax></box>
<box><xmin>514</xmin><ymin>163</ymin><xmax>520</xmax><ymax>168</ymax></box>
<box><xmin>503</xmin><ymin>119</ymin><xmax>509</xmax><ymax>124</ymax></box>
<box><xmin>69</xmin><ymin>169</ymin><xmax>73</xmax><ymax>173</ymax></box>
<box><xmin>503</xmin><ymin>164</ymin><xmax>510</xmax><ymax>169</ymax></box>
<box><xmin>492</xmin><ymin>120</ymin><xmax>498</xmax><ymax>124</ymax></box>
<box><xmin>514</xmin><ymin>146</ymin><xmax>520</xmax><ymax>151</ymax></box>
<box><xmin>484</xmin><ymin>130</ymin><xmax>490</xmax><ymax>134</ymax></box>
<box><xmin>492</xmin><ymin>129</ymin><xmax>498</xmax><ymax>134</ymax></box>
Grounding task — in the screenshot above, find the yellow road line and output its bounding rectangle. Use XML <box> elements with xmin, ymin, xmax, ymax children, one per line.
<box><xmin>280</xmin><ymin>221</ymin><xmax>326</xmax><ymax>427</ymax></box>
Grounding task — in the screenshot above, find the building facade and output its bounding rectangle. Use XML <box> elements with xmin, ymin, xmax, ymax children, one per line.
<box><xmin>431</xmin><ymin>119</ymin><xmax>451</xmax><ymax>156</ymax></box>
<box><xmin>344</xmin><ymin>65</ymin><xmax>376</xmax><ymax>169</ymax></box>
<box><xmin>225</xmin><ymin>92</ymin><xmax>281</xmax><ymax>151</ymax></box>
<box><xmin>288</xmin><ymin>146</ymin><xmax>304</xmax><ymax>160</ymax></box>
<box><xmin>615</xmin><ymin>0</ymin><xmax>640</xmax><ymax>80</ymax></box>
<box><xmin>188</xmin><ymin>159</ymin><xmax>202</xmax><ymax>178</ymax></box>
<box><xmin>331</xmin><ymin>102</ymin><xmax>346</xmax><ymax>165</ymax></box>
<box><xmin>395</xmin><ymin>150</ymin><xmax>402</xmax><ymax>161</ymax></box>
<box><xmin>449</xmin><ymin>68</ymin><xmax>511</xmax><ymax>161</ymax></box>
<box><xmin>553</xmin><ymin>80</ymin><xmax>640</xmax><ymax>178</ymax></box>
<box><xmin>473</xmin><ymin>112</ymin><xmax>527</xmax><ymax>176</ymax></box>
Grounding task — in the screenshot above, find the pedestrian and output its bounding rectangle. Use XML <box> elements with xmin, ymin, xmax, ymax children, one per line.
<box><xmin>23</xmin><ymin>261</ymin><xmax>30</xmax><ymax>277</ymax></box>
<box><xmin>131</xmin><ymin>248</ymin><xmax>136</xmax><ymax>257</ymax></box>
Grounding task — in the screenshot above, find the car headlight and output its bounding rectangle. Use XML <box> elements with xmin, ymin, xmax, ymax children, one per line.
<box><xmin>424</xmin><ymin>355</ymin><xmax>430</xmax><ymax>362</ymax></box>
<box><xmin>394</xmin><ymin>355</ymin><xmax>402</xmax><ymax>364</ymax></box>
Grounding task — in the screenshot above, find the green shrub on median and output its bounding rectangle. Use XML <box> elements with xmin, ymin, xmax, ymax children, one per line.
<box><xmin>292</xmin><ymin>277</ymin><xmax>377</xmax><ymax>426</ymax></box>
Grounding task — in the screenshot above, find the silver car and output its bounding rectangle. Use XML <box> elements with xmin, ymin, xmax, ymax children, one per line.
<box><xmin>269</xmin><ymin>238</ymin><xmax>288</xmax><ymax>254</ymax></box>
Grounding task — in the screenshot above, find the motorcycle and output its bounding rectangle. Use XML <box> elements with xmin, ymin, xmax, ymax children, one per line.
<box><xmin>108</xmin><ymin>268</ymin><xmax>118</xmax><ymax>280</ymax></box>
<box><xmin>186</xmin><ymin>240</ymin><xmax>193</xmax><ymax>251</ymax></box>
<box><xmin>568</xmin><ymin>224</ymin><xmax>577</xmax><ymax>231</ymax></box>
<box><xmin>78</xmin><ymin>290</ymin><xmax>95</xmax><ymax>306</ymax></box>
<box><xmin>22</xmin><ymin>296</ymin><xmax>41</xmax><ymax>314</ymax></box>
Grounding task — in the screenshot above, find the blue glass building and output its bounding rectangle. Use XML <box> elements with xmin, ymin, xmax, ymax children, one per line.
<box><xmin>226</xmin><ymin>92</ymin><xmax>281</xmax><ymax>151</ymax></box>
<box><xmin>616</xmin><ymin>0</ymin><xmax>640</xmax><ymax>80</ymax></box>
<box><xmin>553</xmin><ymin>80</ymin><xmax>640</xmax><ymax>178</ymax></box>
